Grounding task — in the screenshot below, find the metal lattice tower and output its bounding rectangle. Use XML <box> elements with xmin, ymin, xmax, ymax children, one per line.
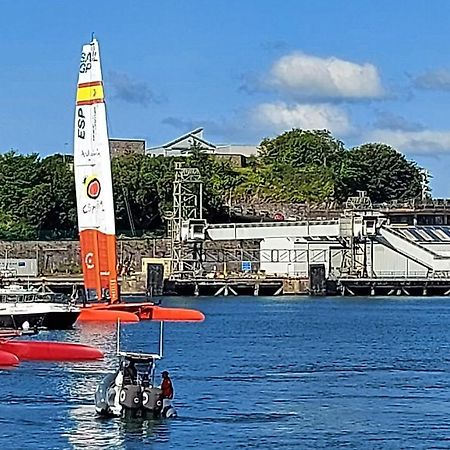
<box><xmin>169</xmin><ymin>162</ymin><xmax>206</xmax><ymax>278</ymax></box>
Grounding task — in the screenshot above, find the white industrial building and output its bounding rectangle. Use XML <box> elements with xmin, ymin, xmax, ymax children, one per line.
<box><xmin>206</xmin><ymin>213</ymin><xmax>450</xmax><ymax>280</ymax></box>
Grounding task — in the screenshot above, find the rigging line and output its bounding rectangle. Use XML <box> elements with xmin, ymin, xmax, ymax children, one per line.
<box><xmin>123</xmin><ymin>185</ymin><xmax>137</xmax><ymax>237</ymax></box>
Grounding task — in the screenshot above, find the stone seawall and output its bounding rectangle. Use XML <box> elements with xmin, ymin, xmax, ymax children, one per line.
<box><xmin>0</xmin><ymin>239</ymin><xmax>170</xmax><ymax>275</ymax></box>
<box><xmin>0</xmin><ymin>239</ymin><xmax>260</xmax><ymax>275</ymax></box>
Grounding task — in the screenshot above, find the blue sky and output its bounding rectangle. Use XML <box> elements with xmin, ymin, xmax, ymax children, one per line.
<box><xmin>2</xmin><ymin>0</ymin><xmax>450</xmax><ymax>195</ymax></box>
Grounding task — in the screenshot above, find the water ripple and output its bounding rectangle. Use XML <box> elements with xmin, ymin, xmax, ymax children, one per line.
<box><xmin>2</xmin><ymin>296</ymin><xmax>450</xmax><ymax>449</ymax></box>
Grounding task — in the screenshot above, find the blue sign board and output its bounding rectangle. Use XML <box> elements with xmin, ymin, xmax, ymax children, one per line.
<box><xmin>241</xmin><ymin>261</ymin><xmax>251</xmax><ymax>272</ymax></box>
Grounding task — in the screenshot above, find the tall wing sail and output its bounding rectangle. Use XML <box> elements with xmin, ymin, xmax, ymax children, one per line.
<box><xmin>73</xmin><ymin>38</ymin><xmax>119</xmax><ymax>303</ymax></box>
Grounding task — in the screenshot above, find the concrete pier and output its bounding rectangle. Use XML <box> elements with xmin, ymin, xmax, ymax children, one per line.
<box><xmin>3</xmin><ymin>274</ymin><xmax>311</xmax><ymax>297</ymax></box>
<box><xmin>338</xmin><ymin>277</ymin><xmax>450</xmax><ymax>296</ymax></box>
<box><xmin>164</xmin><ymin>276</ymin><xmax>307</xmax><ymax>296</ymax></box>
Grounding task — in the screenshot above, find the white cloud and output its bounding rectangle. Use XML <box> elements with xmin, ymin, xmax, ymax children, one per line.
<box><xmin>254</xmin><ymin>102</ymin><xmax>352</xmax><ymax>135</ymax></box>
<box><xmin>366</xmin><ymin>129</ymin><xmax>450</xmax><ymax>154</ymax></box>
<box><xmin>413</xmin><ymin>69</ymin><xmax>450</xmax><ymax>91</ymax></box>
<box><xmin>269</xmin><ymin>52</ymin><xmax>384</xmax><ymax>99</ymax></box>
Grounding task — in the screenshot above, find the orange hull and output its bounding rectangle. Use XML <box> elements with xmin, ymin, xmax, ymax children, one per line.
<box><xmin>76</xmin><ymin>302</ymin><xmax>205</xmax><ymax>322</ymax></box>
<box><xmin>150</xmin><ymin>306</ymin><xmax>205</xmax><ymax>322</ymax></box>
<box><xmin>77</xmin><ymin>308</ymin><xmax>140</xmax><ymax>322</ymax></box>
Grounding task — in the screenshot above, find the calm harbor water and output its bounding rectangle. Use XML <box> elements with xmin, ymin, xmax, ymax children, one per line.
<box><xmin>2</xmin><ymin>296</ymin><xmax>450</xmax><ymax>449</ymax></box>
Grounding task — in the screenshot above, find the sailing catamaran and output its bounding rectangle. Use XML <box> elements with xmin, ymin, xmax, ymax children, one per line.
<box><xmin>73</xmin><ymin>37</ymin><xmax>204</xmax><ymax>323</ymax></box>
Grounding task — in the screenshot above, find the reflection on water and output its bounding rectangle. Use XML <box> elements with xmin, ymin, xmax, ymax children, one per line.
<box><xmin>66</xmin><ymin>405</ymin><xmax>124</xmax><ymax>449</ymax></box>
<box><xmin>66</xmin><ymin>404</ymin><xmax>171</xmax><ymax>449</ymax></box>
<box><xmin>119</xmin><ymin>418</ymin><xmax>171</xmax><ymax>443</ymax></box>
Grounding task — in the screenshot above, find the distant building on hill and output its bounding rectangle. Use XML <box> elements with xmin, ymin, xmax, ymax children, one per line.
<box><xmin>109</xmin><ymin>129</ymin><xmax>258</xmax><ymax>166</ymax></box>
<box><xmin>146</xmin><ymin>128</ymin><xmax>258</xmax><ymax>166</ymax></box>
<box><xmin>146</xmin><ymin>128</ymin><xmax>216</xmax><ymax>157</ymax></box>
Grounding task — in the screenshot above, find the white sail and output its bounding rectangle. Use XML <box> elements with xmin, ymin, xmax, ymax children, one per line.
<box><xmin>73</xmin><ymin>38</ymin><xmax>118</xmax><ymax>303</ymax></box>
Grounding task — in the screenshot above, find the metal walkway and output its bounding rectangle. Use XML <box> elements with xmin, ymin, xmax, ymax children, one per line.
<box><xmin>377</xmin><ymin>226</ymin><xmax>450</xmax><ymax>273</ymax></box>
<box><xmin>206</xmin><ymin>220</ymin><xmax>339</xmax><ymax>240</ymax></box>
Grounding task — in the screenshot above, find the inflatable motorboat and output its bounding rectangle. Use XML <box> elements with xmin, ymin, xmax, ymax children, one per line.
<box><xmin>95</xmin><ymin>352</ymin><xmax>176</xmax><ymax>419</ymax></box>
<box><xmin>95</xmin><ymin>321</ymin><xmax>178</xmax><ymax>419</ymax></box>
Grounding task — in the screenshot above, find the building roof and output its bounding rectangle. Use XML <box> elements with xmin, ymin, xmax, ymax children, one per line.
<box><xmin>147</xmin><ymin>128</ymin><xmax>217</xmax><ymax>152</ymax></box>
<box><xmin>146</xmin><ymin>128</ymin><xmax>258</xmax><ymax>158</ymax></box>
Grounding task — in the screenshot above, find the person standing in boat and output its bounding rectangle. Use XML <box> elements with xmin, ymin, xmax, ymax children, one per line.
<box><xmin>160</xmin><ymin>371</ymin><xmax>174</xmax><ymax>399</ymax></box>
<box><xmin>123</xmin><ymin>359</ymin><xmax>137</xmax><ymax>384</ymax></box>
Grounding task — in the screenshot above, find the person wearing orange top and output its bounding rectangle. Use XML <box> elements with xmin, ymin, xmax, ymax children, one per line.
<box><xmin>160</xmin><ymin>371</ymin><xmax>174</xmax><ymax>399</ymax></box>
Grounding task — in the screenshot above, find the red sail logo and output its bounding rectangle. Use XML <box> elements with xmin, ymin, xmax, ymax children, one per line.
<box><xmin>87</xmin><ymin>178</ymin><xmax>101</xmax><ymax>199</ymax></box>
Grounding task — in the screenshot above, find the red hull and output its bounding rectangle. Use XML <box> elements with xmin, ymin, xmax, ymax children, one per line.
<box><xmin>0</xmin><ymin>341</ymin><xmax>104</xmax><ymax>361</ymax></box>
<box><xmin>0</xmin><ymin>349</ymin><xmax>19</xmax><ymax>366</ymax></box>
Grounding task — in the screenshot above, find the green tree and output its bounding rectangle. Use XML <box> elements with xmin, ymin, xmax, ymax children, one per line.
<box><xmin>37</xmin><ymin>154</ymin><xmax>76</xmax><ymax>238</ymax></box>
<box><xmin>0</xmin><ymin>211</ymin><xmax>35</xmax><ymax>240</ymax></box>
<box><xmin>338</xmin><ymin>143</ymin><xmax>423</xmax><ymax>203</ymax></box>
<box><xmin>112</xmin><ymin>153</ymin><xmax>164</xmax><ymax>235</ymax></box>
<box><xmin>0</xmin><ymin>152</ymin><xmax>41</xmax><ymax>238</ymax></box>
<box><xmin>259</xmin><ymin>128</ymin><xmax>345</xmax><ymax>169</ymax></box>
<box><xmin>247</xmin><ymin>129</ymin><xmax>345</xmax><ymax>203</ymax></box>
<box><xmin>185</xmin><ymin>145</ymin><xmax>234</xmax><ymax>221</ymax></box>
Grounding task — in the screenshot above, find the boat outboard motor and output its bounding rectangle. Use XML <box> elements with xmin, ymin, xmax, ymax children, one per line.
<box><xmin>95</xmin><ymin>373</ymin><xmax>117</xmax><ymax>416</ymax></box>
<box><xmin>161</xmin><ymin>399</ymin><xmax>177</xmax><ymax>418</ymax></box>
<box><xmin>142</xmin><ymin>387</ymin><xmax>163</xmax><ymax>417</ymax></box>
<box><xmin>119</xmin><ymin>385</ymin><xmax>142</xmax><ymax>418</ymax></box>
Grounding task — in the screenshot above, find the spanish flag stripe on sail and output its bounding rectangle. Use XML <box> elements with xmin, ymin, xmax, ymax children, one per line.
<box><xmin>78</xmin><ymin>81</ymin><xmax>103</xmax><ymax>88</ymax></box>
<box><xmin>76</xmin><ymin>83</ymin><xmax>104</xmax><ymax>105</ymax></box>
<box><xmin>77</xmin><ymin>98</ymin><xmax>105</xmax><ymax>106</ymax></box>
